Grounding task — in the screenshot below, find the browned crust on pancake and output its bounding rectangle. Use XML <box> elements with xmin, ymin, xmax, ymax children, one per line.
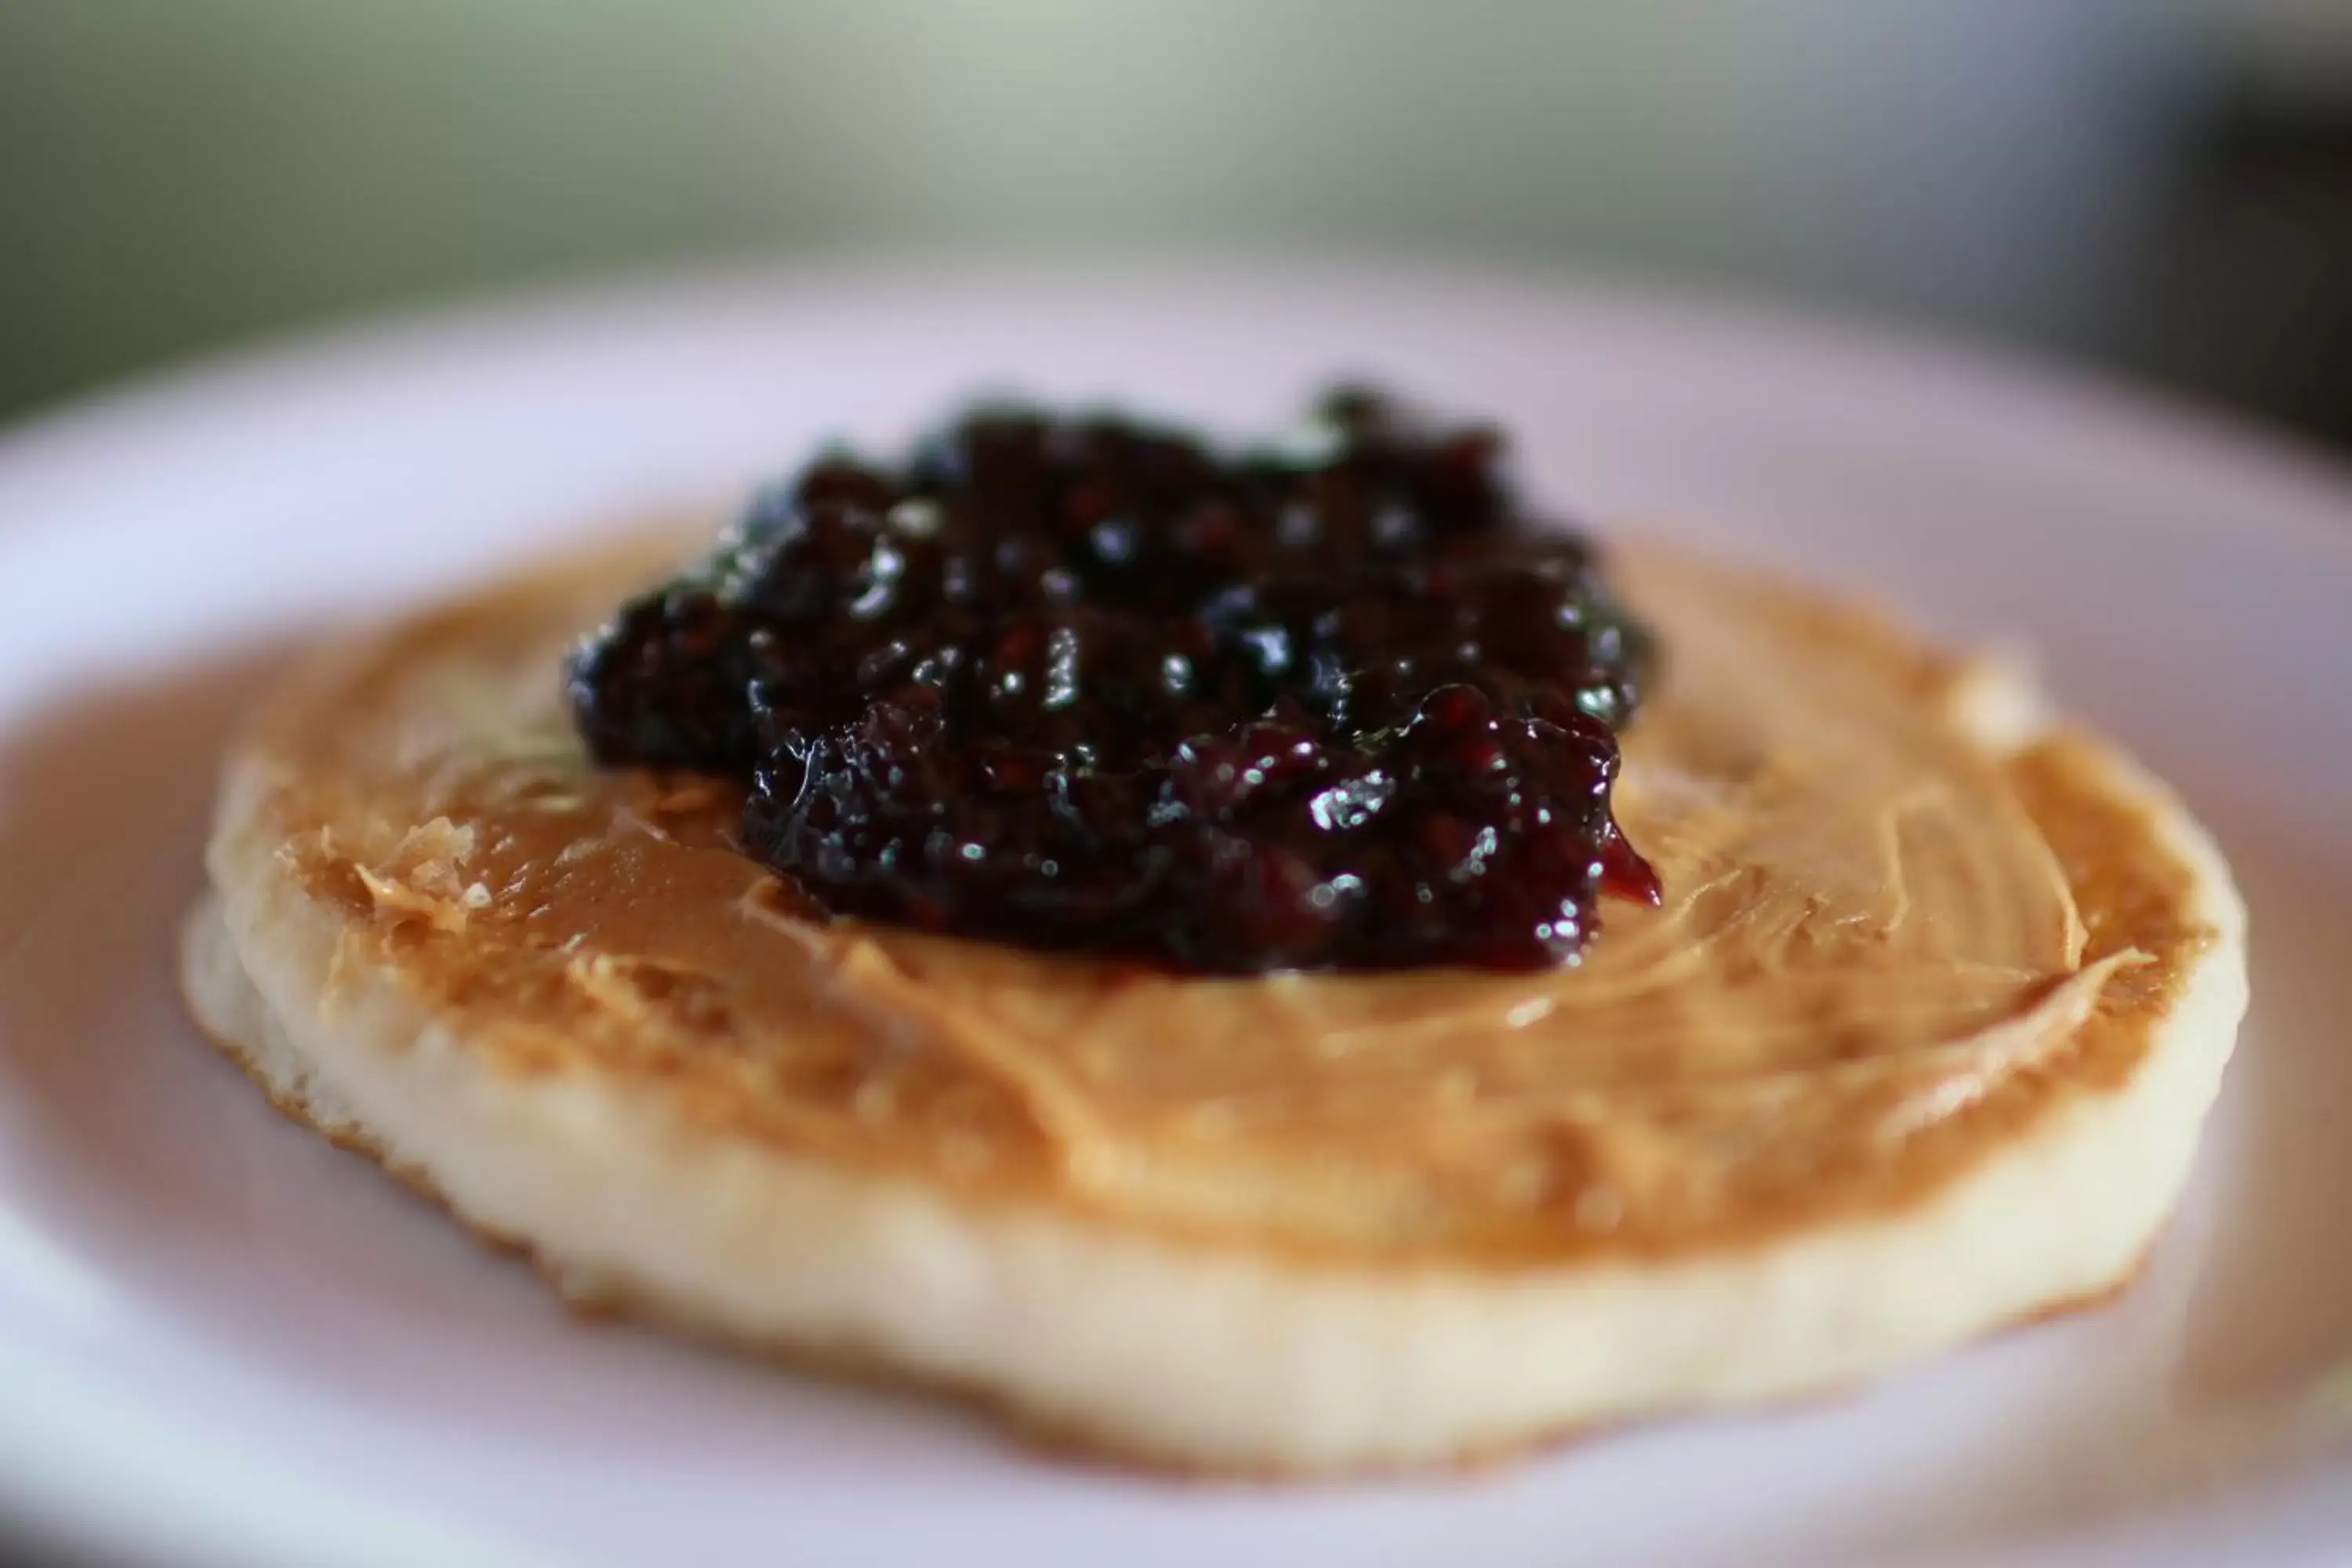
<box><xmin>244</xmin><ymin>711</ymin><xmax>2218</xmax><ymax>1272</ymax></box>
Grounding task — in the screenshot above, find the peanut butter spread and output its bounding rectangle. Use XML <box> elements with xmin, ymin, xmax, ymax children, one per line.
<box><xmin>230</xmin><ymin>541</ymin><xmax>2212</xmax><ymax>1265</ymax></box>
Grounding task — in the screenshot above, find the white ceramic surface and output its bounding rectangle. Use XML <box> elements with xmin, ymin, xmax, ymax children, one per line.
<box><xmin>1</xmin><ymin>260</ymin><xmax>2347</xmax><ymax>1568</ymax></box>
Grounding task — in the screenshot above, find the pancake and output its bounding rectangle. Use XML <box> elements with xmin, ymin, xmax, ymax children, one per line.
<box><xmin>180</xmin><ymin>535</ymin><xmax>2248</xmax><ymax>1475</ymax></box>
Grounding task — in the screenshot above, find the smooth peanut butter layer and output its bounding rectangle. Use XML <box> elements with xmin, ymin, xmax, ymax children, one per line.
<box><xmin>233</xmin><ymin>540</ymin><xmax>2211</xmax><ymax>1266</ymax></box>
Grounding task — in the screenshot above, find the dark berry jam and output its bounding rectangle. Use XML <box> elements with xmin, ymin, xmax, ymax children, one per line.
<box><xmin>567</xmin><ymin>388</ymin><xmax>1659</xmax><ymax>973</ymax></box>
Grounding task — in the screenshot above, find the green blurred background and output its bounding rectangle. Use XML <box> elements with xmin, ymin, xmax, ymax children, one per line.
<box><xmin>4</xmin><ymin>0</ymin><xmax>2349</xmax><ymax>448</ymax></box>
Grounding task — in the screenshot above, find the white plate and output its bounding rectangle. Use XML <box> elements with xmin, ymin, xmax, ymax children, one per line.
<box><xmin>2</xmin><ymin>260</ymin><xmax>2349</xmax><ymax>1568</ymax></box>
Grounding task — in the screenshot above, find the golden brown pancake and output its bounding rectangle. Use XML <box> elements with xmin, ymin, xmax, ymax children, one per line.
<box><xmin>181</xmin><ymin>535</ymin><xmax>2246</xmax><ymax>1474</ymax></box>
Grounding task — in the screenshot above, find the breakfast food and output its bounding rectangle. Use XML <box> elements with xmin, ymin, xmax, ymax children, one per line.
<box><xmin>182</xmin><ymin>391</ymin><xmax>2247</xmax><ymax>1475</ymax></box>
<box><xmin>564</xmin><ymin>390</ymin><xmax>1658</xmax><ymax>972</ymax></box>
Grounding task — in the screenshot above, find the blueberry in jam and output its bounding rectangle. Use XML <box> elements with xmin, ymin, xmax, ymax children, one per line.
<box><xmin>566</xmin><ymin>387</ymin><xmax>1660</xmax><ymax>973</ymax></box>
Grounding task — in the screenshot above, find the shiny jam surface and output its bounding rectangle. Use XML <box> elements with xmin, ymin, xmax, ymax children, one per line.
<box><xmin>566</xmin><ymin>389</ymin><xmax>1659</xmax><ymax>972</ymax></box>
